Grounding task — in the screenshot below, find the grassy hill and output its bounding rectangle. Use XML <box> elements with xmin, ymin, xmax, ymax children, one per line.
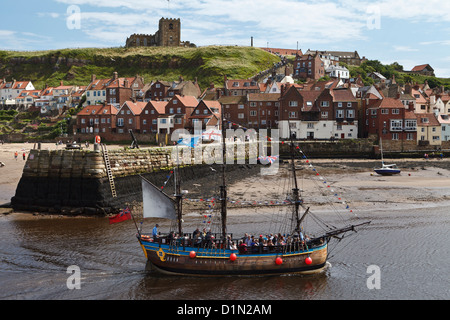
<box><xmin>0</xmin><ymin>46</ymin><xmax>280</xmax><ymax>90</ymax></box>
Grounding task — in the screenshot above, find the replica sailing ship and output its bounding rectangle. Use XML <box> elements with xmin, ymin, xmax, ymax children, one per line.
<box><xmin>136</xmin><ymin>122</ymin><xmax>370</xmax><ymax>276</ymax></box>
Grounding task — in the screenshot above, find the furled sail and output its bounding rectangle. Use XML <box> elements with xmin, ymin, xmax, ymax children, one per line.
<box><xmin>141</xmin><ymin>177</ymin><xmax>176</xmax><ymax>219</ymax></box>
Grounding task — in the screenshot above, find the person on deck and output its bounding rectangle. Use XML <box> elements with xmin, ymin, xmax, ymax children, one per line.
<box><xmin>152</xmin><ymin>224</ymin><xmax>159</xmax><ymax>240</ymax></box>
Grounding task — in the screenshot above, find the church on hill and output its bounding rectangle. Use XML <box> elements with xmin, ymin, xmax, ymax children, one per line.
<box><xmin>125</xmin><ymin>17</ymin><xmax>195</xmax><ymax>48</ymax></box>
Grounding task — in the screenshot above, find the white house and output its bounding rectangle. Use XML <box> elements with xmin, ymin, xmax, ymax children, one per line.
<box><xmin>325</xmin><ymin>65</ymin><xmax>350</xmax><ymax>80</ymax></box>
<box><xmin>0</xmin><ymin>80</ymin><xmax>35</xmax><ymax>103</ymax></box>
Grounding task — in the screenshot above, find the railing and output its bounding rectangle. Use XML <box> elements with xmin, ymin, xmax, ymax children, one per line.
<box><xmin>145</xmin><ymin>232</ymin><xmax>325</xmax><ymax>255</ymax></box>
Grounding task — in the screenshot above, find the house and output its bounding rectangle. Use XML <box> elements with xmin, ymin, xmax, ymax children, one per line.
<box><xmin>219</xmin><ymin>95</ymin><xmax>248</xmax><ymax>127</ymax></box>
<box><xmin>304</xmin><ymin>50</ymin><xmax>340</xmax><ymax>69</ymax></box>
<box><xmin>15</xmin><ymin>90</ymin><xmax>41</xmax><ymax>108</ymax></box>
<box><xmin>278</xmin><ymin>84</ymin><xmax>321</xmax><ymax>139</ymax></box>
<box><xmin>106</xmin><ymin>74</ymin><xmax>140</xmax><ymax>108</ymax></box>
<box><xmin>74</xmin><ymin>104</ymin><xmax>117</xmax><ymax>134</ymax></box>
<box><xmin>84</xmin><ymin>75</ymin><xmax>110</xmax><ymax>106</ymax></box>
<box><xmin>224</xmin><ymin>76</ymin><xmax>260</xmax><ymax>96</ymax></box>
<box><xmin>325</xmin><ymin>65</ymin><xmax>350</xmax><ymax>80</ymax></box>
<box><xmin>158</xmin><ymin>95</ymin><xmax>198</xmax><ymax>134</ymax></box>
<box><xmin>246</xmin><ymin>93</ymin><xmax>280</xmax><ymax>129</ymax></box>
<box><xmin>326</xmin><ymin>50</ymin><xmax>367</xmax><ymax>66</ymax></box>
<box><xmin>167</xmin><ymin>77</ymin><xmax>201</xmax><ymax>98</ymax></box>
<box><xmin>314</xmin><ymin>88</ymin><xmax>358</xmax><ymax>140</ymax></box>
<box><xmin>188</xmin><ymin>100</ymin><xmax>221</xmax><ymax>132</ymax></box>
<box><xmin>150</xmin><ymin>80</ymin><xmax>172</xmax><ymax>100</ymax></box>
<box><xmin>416</xmin><ymin>113</ymin><xmax>441</xmax><ymax>146</ymax></box>
<box><xmin>437</xmin><ymin>114</ymin><xmax>450</xmax><ymax>142</ymax></box>
<box><xmin>149</xmin><ymin>78</ymin><xmax>201</xmax><ymax>101</ymax></box>
<box><xmin>140</xmin><ymin>100</ymin><xmax>168</xmax><ymax>133</ymax></box>
<box><xmin>410</xmin><ymin>64</ymin><xmax>435</xmax><ymax>77</ymax></box>
<box><xmin>293</xmin><ymin>53</ymin><xmax>325</xmax><ymax>80</ymax></box>
<box><xmin>0</xmin><ymin>80</ymin><xmax>35</xmax><ymax>103</ymax></box>
<box><xmin>363</xmin><ymin>97</ymin><xmax>417</xmax><ymax>145</ymax></box>
<box><xmin>116</xmin><ymin>101</ymin><xmax>146</xmax><ymax>133</ymax></box>
<box><xmin>367</xmin><ymin>72</ymin><xmax>386</xmax><ymax>83</ymax></box>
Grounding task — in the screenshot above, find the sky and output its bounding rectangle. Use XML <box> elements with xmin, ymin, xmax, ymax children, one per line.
<box><xmin>1</xmin><ymin>0</ymin><xmax>450</xmax><ymax>77</ymax></box>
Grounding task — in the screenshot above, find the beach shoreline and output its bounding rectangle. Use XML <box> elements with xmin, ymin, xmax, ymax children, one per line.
<box><xmin>1</xmin><ymin>142</ymin><xmax>450</xmax><ymax>219</ymax></box>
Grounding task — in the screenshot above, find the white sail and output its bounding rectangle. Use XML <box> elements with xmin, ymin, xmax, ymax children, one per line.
<box><xmin>141</xmin><ymin>177</ymin><xmax>176</xmax><ymax>219</ymax></box>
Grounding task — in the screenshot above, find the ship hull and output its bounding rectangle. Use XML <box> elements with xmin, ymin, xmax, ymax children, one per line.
<box><xmin>139</xmin><ymin>238</ymin><xmax>328</xmax><ymax>276</ymax></box>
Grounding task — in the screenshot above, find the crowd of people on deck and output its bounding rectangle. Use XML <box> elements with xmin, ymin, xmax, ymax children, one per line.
<box><xmin>151</xmin><ymin>224</ymin><xmax>311</xmax><ymax>254</ymax></box>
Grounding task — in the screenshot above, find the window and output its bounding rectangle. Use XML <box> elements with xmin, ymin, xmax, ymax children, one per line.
<box><xmin>250</xmin><ymin>110</ymin><xmax>257</xmax><ymax>116</ymax></box>
<box><xmin>169</xmin><ymin>108</ymin><xmax>174</xmax><ymax>114</ymax></box>
<box><xmin>392</xmin><ymin>109</ymin><xmax>399</xmax><ymax>114</ymax></box>
<box><xmin>152</xmin><ymin>119</ymin><xmax>157</xmax><ymax>124</ymax></box>
<box><xmin>336</xmin><ymin>110</ymin><xmax>344</xmax><ymax>118</ymax></box>
<box><xmin>289</xmin><ymin>111</ymin><xmax>297</xmax><ymax>118</ymax></box>
<box><xmin>407</xmin><ymin>133</ymin><xmax>414</xmax><ymax>140</ymax></box>
<box><xmin>289</xmin><ymin>101</ymin><xmax>298</xmax><ymax>107</ymax></box>
<box><xmin>178</xmin><ymin>107</ymin><xmax>182</xmax><ymax>113</ymax></box>
<box><xmin>129</xmin><ymin>119</ymin><xmax>133</xmax><ymax>124</ymax></box>
<box><xmin>143</xmin><ymin>120</ymin><xmax>147</xmax><ymax>125</ymax></box>
<box><xmin>392</xmin><ymin>133</ymin><xmax>399</xmax><ymax>140</ymax></box>
<box><xmin>307</xmin><ymin>123</ymin><xmax>314</xmax><ymax>129</ymax></box>
<box><xmin>203</xmin><ymin>109</ymin><xmax>208</xmax><ymax>114</ymax></box>
<box><xmin>321</xmin><ymin>101</ymin><xmax>329</xmax><ymax>107</ymax></box>
<box><xmin>321</xmin><ymin>111</ymin><xmax>328</xmax><ymax>118</ymax></box>
<box><xmin>173</xmin><ymin>100</ymin><xmax>178</xmax><ymax>104</ymax></box>
<box><xmin>117</xmin><ymin>118</ymin><xmax>124</xmax><ymax>126</ymax></box>
<box><xmin>381</xmin><ymin>109</ymin><xmax>388</xmax><ymax>114</ymax></box>
<box><xmin>160</xmin><ymin>119</ymin><xmax>167</xmax><ymax>124</ymax></box>
<box><xmin>238</xmin><ymin>104</ymin><xmax>244</xmax><ymax>109</ymax></box>
<box><xmin>338</xmin><ymin>102</ymin><xmax>343</xmax><ymax>108</ymax></box>
<box><xmin>390</xmin><ymin>120</ymin><xmax>403</xmax><ymax>131</ymax></box>
<box><xmin>238</xmin><ymin>113</ymin><xmax>244</xmax><ymax>119</ymax></box>
<box><xmin>346</xmin><ymin>110</ymin><xmax>355</xmax><ymax>118</ymax></box>
<box><xmin>347</xmin><ymin>102</ymin><xmax>352</xmax><ymax>107</ymax></box>
<box><xmin>250</xmin><ymin>102</ymin><xmax>257</xmax><ymax>107</ymax></box>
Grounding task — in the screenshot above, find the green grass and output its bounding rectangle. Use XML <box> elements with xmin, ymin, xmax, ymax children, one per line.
<box><xmin>0</xmin><ymin>46</ymin><xmax>280</xmax><ymax>89</ymax></box>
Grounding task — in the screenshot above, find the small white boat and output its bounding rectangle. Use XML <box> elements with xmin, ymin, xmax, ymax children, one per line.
<box><xmin>374</xmin><ymin>139</ymin><xmax>401</xmax><ymax>176</ymax></box>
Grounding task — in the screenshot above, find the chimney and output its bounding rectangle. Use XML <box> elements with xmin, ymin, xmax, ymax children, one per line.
<box><xmin>124</xmin><ymin>79</ymin><xmax>129</xmax><ymax>88</ymax></box>
<box><xmin>113</xmin><ymin>72</ymin><xmax>118</xmax><ymax>80</ymax></box>
<box><xmin>405</xmin><ymin>83</ymin><xmax>412</xmax><ymax>94</ymax></box>
<box><xmin>60</xmin><ymin>80</ymin><xmax>64</xmax><ymax>86</ymax></box>
<box><xmin>251</xmin><ymin>36</ymin><xmax>253</xmax><ymax>47</ymax></box>
<box><xmin>91</xmin><ymin>74</ymin><xmax>96</xmax><ymax>82</ymax></box>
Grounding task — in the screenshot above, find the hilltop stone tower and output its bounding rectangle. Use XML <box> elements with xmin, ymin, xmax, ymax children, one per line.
<box><xmin>125</xmin><ymin>17</ymin><xmax>194</xmax><ymax>48</ymax></box>
<box><xmin>158</xmin><ymin>18</ymin><xmax>181</xmax><ymax>47</ymax></box>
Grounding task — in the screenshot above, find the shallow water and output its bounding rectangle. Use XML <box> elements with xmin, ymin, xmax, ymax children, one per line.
<box><xmin>0</xmin><ymin>203</ymin><xmax>449</xmax><ymax>300</ymax></box>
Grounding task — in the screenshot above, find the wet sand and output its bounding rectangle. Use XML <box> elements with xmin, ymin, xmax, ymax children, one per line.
<box><xmin>1</xmin><ymin>142</ymin><xmax>450</xmax><ymax>217</ymax></box>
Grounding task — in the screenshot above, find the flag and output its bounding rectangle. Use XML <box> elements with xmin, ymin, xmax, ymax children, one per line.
<box><xmin>177</xmin><ymin>136</ymin><xmax>200</xmax><ymax>148</ymax></box>
<box><xmin>258</xmin><ymin>155</ymin><xmax>279</xmax><ymax>164</ymax></box>
<box><xmin>109</xmin><ymin>207</ymin><xmax>132</xmax><ymax>224</ymax></box>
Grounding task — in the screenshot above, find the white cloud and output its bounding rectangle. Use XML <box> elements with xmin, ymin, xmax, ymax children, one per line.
<box><xmin>393</xmin><ymin>45</ymin><xmax>419</xmax><ymax>52</ymax></box>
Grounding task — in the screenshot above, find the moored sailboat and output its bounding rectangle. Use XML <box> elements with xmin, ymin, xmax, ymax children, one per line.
<box><xmin>374</xmin><ymin>138</ymin><xmax>401</xmax><ymax>176</ymax></box>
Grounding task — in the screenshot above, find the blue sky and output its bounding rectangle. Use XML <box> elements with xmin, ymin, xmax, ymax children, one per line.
<box><xmin>1</xmin><ymin>0</ymin><xmax>450</xmax><ymax>77</ymax></box>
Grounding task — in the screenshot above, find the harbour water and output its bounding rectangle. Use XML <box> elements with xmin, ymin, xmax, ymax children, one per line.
<box><xmin>1</xmin><ymin>202</ymin><xmax>449</xmax><ymax>301</ymax></box>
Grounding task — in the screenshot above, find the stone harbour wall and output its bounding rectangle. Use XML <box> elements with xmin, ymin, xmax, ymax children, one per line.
<box><xmin>11</xmin><ymin>147</ymin><xmax>177</xmax><ymax>215</ymax></box>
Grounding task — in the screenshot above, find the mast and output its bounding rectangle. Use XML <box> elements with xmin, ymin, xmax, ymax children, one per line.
<box><xmin>288</xmin><ymin>124</ymin><xmax>301</xmax><ymax>234</ymax></box>
<box><xmin>220</xmin><ymin>112</ymin><xmax>227</xmax><ymax>239</ymax></box>
<box><xmin>175</xmin><ymin>145</ymin><xmax>183</xmax><ymax>236</ymax></box>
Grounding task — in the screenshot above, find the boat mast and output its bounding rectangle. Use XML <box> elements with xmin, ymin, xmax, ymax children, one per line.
<box><xmin>220</xmin><ymin>113</ymin><xmax>227</xmax><ymax>239</ymax></box>
<box><xmin>174</xmin><ymin>145</ymin><xmax>183</xmax><ymax>236</ymax></box>
<box><xmin>289</xmin><ymin>127</ymin><xmax>301</xmax><ymax>234</ymax></box>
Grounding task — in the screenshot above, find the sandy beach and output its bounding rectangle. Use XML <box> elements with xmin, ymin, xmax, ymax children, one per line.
<box><xmin>1</xmin><ymin>142</ymin><xmax>450</xmax><ymax>216</ymax></box>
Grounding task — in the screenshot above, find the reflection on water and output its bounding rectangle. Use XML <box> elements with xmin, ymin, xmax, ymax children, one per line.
<box><xmin>1</xmin><ymin>204</ymin><xmax>449</xmax><ymax>300</ymax></box>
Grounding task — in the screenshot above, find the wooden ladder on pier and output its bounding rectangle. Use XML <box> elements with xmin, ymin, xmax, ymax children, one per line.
<box><xmin>101</xmin><ymin>144</ymin><xmax>117</xmax><ymax>198</ymax></box>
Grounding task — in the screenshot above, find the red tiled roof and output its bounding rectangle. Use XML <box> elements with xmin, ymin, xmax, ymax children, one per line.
<box><xmin>122</xmin><ymin>101</ymin><xmax>146</xmax><ymax>115</ymax></box>
<box><xmin>146</xmin><ymin>101</ymin><xmax>168</xmax><ymax>114</ymax></box>
<box><xmin>411</xmin><ymin>64</ymin><xmax>433</xmax><ymax>72</ymax></box>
